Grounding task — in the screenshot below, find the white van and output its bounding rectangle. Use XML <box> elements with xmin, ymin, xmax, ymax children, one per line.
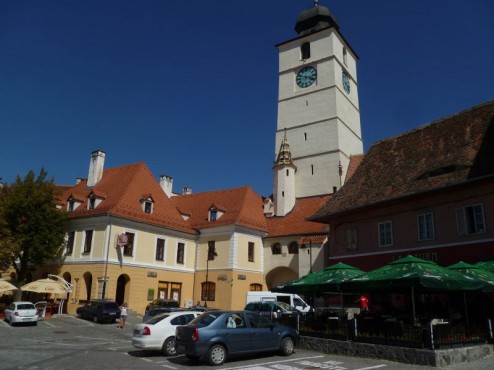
<box><xmin>246</xmin><ymin>291</ymin><xmax>311</xmax><ymax>313</ymax></box>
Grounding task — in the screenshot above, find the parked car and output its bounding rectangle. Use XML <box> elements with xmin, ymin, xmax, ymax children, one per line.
<box><xmin>132</xmin><ymin>311</ymin><xmax>202</xmax><ymax>355</ymax></box>
<box><xmin>142</xmin><ymin>307</ymin><xmax>186</xmax><ymax>323</ymax></box>
<box><xmin>76</xmin><ymin>299</ymin><xmax>121</xmax><ymax>323</ymax></box>
<box><xmin>175</xmin><ymin>310</ymin><xmax>299</xmax><ymax>365</ymax></box>
<box><xmin>4</xmin><ymin>301</ymin><xmax>38</xmax><ymax>326</ymax></box>
<box><xmin>145</xmin><ymin>298</ymin><xmax>179</xmax><ymax>313</ymax></box>
<box><xmin>244</xmin><ymin>301</ymin><xmax>299</xmax><ymax>319</ymax></box>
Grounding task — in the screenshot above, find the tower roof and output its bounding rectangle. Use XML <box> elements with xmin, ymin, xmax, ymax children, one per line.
<box><xmin>295</xmin><ymin>1</ymin><xmax>339</xmax><ymax>35</ymax></box>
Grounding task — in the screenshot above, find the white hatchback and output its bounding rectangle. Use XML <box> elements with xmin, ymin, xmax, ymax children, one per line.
<box><xmin>132</xmin><ymin>311</ymin><xmax>202</xmax><ymax>355</ymax></box>
<box><xmin>4</xmin><ymin>301</ymin><xmax>38</xmax><ymax>326</ymax></box>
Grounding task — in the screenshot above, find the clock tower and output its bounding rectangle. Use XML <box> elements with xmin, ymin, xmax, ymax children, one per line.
<box><xmin>273</xmin><ymin>1</ymin><xmax>363</xmax><ymax>204</ymax></box>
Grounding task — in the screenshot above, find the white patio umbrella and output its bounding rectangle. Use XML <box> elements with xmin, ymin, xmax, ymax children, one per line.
<box><xmin>0</xmin><ymin>280</ymin><xmax>18</xmax><ymax>293</ymax></box>
<box><xmin>21</xmin><ymin>278</ymin><xmax>69</xmax><ymax>295</ymax></box>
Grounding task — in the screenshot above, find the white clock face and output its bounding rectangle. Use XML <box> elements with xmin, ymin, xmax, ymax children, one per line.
<box><xmin>296</xmin><ymin>66</ymin><xmax>317</xmax><ymax>88</ymax></box>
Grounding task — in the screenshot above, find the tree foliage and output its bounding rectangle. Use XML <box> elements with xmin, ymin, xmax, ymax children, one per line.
<box><xmin>0</xmin><ymin>169</ymin><xmax>67</xmax><ymax>286</ymax></box>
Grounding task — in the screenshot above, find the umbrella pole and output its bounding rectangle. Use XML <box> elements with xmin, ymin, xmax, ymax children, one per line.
<box><xmin>411</xmin><ymin>286</ymin><xmax>417</xmax><ymax>324</ymax></box>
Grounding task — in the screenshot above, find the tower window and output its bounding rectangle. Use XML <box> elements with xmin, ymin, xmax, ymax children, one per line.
<box><xmin>343</xmin><ymin>47</ymin><xmax>348</xmax><ymax>66</ymax></box>
<box><xmin>311</xmin><ymin>165</ymin><xmax>314</xmax><ymax>175</ymax></box>
<box><xmin>304</xmin><ymin>132</ymin><xmax>307</xmax><ymax>141</ymax></box>
<box><xmin>301</xmin><ymin>42</ymin><xmax>311</xmax><ymax>60</ymax></box>
<box><xmin>286</xmin><ymin>169</ymin><xmax>289</xmax><ymax>176</ymax></box>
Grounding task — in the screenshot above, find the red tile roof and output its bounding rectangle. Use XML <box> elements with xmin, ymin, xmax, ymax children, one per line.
<box><xmin>311</xmin><ymin>100</ymin><xmax>494</xmax><ymax>222</ymax></box>
<box><xmin>169</xmin><ymin>186</ymin><xmax>268</xmax><ymax>232</ymax></box>
<box><xmin>267</xmin><ymin>195</ymin><xmax>331</xmax><ymax>237</ymax></box>
<box><xmin>59</xmin><ymin>162</ymin><xmax>195</xmax><ymax>234</ymax></box>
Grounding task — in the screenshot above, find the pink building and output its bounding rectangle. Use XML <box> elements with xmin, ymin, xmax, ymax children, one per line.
<box><xmin>311</xmin><ymin>101</ymin><xmax>494</xmax><ymax>270</ymax></box>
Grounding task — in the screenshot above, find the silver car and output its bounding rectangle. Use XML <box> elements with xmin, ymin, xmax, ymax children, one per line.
<box><xmin>4</xmin><ymin>301</ymin><xmax>38</xmax><ymax>326</ymax></box>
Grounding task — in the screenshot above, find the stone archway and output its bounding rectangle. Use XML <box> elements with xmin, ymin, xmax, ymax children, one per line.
<box><xmin>115</xmin><ymin>274</ymin><xmax>130</xmax><ymax>306</ymax></box>
<box><xmin>265</xmin><ymin>266</ymin><xmax>298</xmax><ymax>290</ymax></box>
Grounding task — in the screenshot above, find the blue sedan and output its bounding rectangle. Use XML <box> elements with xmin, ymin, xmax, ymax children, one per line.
<box><xmin>175</xmin><ymin>310</ymin><xmax>299</xmax><ymax>365</ymax></box>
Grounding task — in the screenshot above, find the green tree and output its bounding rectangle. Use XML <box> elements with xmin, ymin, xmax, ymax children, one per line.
<box><xmin>0</xmin><ymin>169</ymin><xmax>67</xmax><ymax>291</ymax></box>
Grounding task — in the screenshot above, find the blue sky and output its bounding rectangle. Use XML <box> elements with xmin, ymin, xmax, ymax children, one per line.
<box><xmin>1</xmin><ymin>0</ymin><xmax>493</xmax><ymax>197</ymax></box>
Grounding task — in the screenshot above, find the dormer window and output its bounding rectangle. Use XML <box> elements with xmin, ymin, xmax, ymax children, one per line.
<box><xmin>208</xmin><ymin>204</ymin><xmax>225</xmax><ymax>222</ymax></box>
<box><xmin>140</xmin><ymin>195</ymin><xmax>154</xmax><ymax>214</ymax></box>
<box><xmin>66</xmin><ymin>196</ymin><xmax>82</xmax><ymax>212</ymax></box>
<box><xmin>87</xmin><ymin>192</ymin><xmax>104</xmax><ymax>210</ymax></box>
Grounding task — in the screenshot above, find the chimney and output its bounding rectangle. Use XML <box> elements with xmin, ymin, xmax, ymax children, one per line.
<box><xmin>160</xmin><ymin>175</ymin><xmax>173</xmax><ymax>197</ymax></box>
<box><xmin>75</xmin><ymin>177</ymin><xmax>84</xmax><ymax>185</ymax></box>
<box><xmin>182</xmin><ymin>186</ymin><xmax>192</xmax><ymax>195</ymax></box>
<box><xmin>87</xmin><ymin>150</ymin><xmax>105</xmax><ymax>187</ymax></box>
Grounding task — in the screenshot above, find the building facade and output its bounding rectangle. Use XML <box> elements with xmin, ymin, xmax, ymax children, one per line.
<box><xmin>310</xmin><ymin>101</ymin><xmax>494</xmax><ymax>270</ymax></box>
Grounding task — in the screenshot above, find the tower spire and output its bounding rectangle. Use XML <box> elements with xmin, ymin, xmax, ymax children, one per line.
<box><xmin>275</xmin><ymin>129</ymin><xmax>293</xmax><ymax>166</ymax></box>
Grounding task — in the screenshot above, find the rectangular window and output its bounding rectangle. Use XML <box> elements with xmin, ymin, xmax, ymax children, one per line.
<box><xmin>88</xmin><ymin>197</ymin><xmax>95</xmax><ymax>209</ymax></box>
<box><xmin>378</xmin><ymin>221</ymin><xmax>393</xmax><ymax>247</ymax></box>
<box><xmin>210</xmin><ymin>210</ymin><xmax>217</xmax><ymax>221</ymax></box>
<box><xmin>155</xmin><ymin>238</ymin><xmax>165</xmax><ymax>261</ymax></box>
<box><xmin>418</xmin><ymin>213</ymin><xmax>435</xmax><ymax>240</ymax></box>
<box><xmin>346</xmin><ymin>227</ymin><xmax>358</xmax><ymax>250</ymax></box>
<box><xmin>144</xmin><ymin>201</ymin><xmax>152</xmax><ymax>214</ymax></box>
<box><xmin>207</xmin><ymin>241</ymin><xmax>217</xmax><ymax>260</ymax></box>
<box><xmin>201</xmin><ymin>281</ymin><xmax>215</xmax><ymax>301</ymax></box>
<box><xmin>176</xmin><ymin>242</ymin><xmax>185</xmax><ymax>264</ymax></box>
<box><xmin>457</xmin><ymin>204</ymin><xmax>486</xmax><ymax>235</ymax></box>
<box><xmin>123</xmin><ymin>232</ymin><xmax>135</xmax><ymax>256</ymax></box>
<box><xmin>248</xmin><ymin>242</ymin><xmax>254</xmax><ymax>262</ymax></box>
<box><xmin>66</xmin><ymin>231</ymin><xmax>75</xmax><ymax>254</ymax></box>
<box><xmin>83</xmin><ymin>230</ymin><xmax>93</xmax><ymax>253</ymax></box>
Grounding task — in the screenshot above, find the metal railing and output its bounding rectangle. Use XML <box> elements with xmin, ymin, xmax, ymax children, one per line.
<box><xmin>291</xmin><ymin>311</ymin><xmax>494</xmax><ymax>350</ymax></box>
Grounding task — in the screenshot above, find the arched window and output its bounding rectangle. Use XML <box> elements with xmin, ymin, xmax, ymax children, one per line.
<box><xmin>288</xmin><ymin>241</ymin><xmax>299</xmax><ymax>254</ymax></box>
<box><xmin>250</xmin><ymin>283</ymin><xmax>263</xmax><ymax>291</ymax></box>
<box><xmin>301</xmin><ymin>42</ymin><xmax>311</xmax><ymax>60</ymax></box>
<box><xmin>271</xmin><ymin>243</ymin><xmax>282</xmax><ymax>255</ymax></box>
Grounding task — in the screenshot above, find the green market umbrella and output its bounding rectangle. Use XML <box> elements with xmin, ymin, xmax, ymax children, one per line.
<box><xmin>272</xmin><ymin>262</ymin><xmax>365</xmax><ymax>295</ymax></box>
<box><xmin>447</xmin><ymin>261</ymin><xmax>494</xmax><ymax>293</ymax></box>
<box><xmin>475</xmin><ymin>260</ymin><xmax>494</xmax><ymax>274</ymax></box>
<box><xmin>341</xmin><ymin>255</ymin><xmax>484</xmax><ymax>323</ymax></box>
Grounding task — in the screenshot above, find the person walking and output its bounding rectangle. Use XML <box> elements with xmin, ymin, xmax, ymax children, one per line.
<box><xmin>118</xmin><ymin>303</ymin><xmax>128</xmax><ymax>329</ymax></box>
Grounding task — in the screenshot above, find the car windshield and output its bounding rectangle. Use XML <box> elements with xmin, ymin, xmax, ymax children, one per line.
<box><xmin>146</xmin><ymin>314</ymin><xmax>171</xmax><ymax>324</ymax></box>
<box><xmin>190</xmin><ymin>312</ymin><xmax>220</xmax><ymax>326</ymax></box>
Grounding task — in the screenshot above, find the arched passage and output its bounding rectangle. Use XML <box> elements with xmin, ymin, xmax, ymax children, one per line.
<box><xmin>83</xmin><ymin>272</ymin><xmax>93</xmax><ymax>302</ymax></box>
<box><xmin>62</xmin><ymin>272</ymin><xmax>72</xmax><ymax>313</ymax></box>
<box><xmin>115</xmin><ymin>274</ymin><xmax>130</xmax><ymax>306</ymax></box>
<box><xmin>265</xmin><ymin>266</ymin><xmax>298</xmax><ymax>290</ymax></box>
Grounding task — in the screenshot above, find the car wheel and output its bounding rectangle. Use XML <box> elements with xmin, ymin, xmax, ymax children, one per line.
<box><xmin>207</xmin><ymin>344</ymin><xmax>226</xmax><ymax>366</ymax></box>
<box><xmin>93</xmin><ymin>316</ymin><xmax>99</xmax><ymax>323</ymax></box>
<box><xmin>162</xmin><ymin>337</ymin><xmax>176</xmax><ymax>356</ymax></box>
<box><xmin>280</xmin><ymin>336</ymin><xmax>295</xmax><ymax>356</ymax></box>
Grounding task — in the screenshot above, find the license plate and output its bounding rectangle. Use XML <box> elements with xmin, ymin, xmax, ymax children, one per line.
<box><xmin>109</xmin><ymin>312</ymin><xmax>116</xmax><ymax>315</ymax></box>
